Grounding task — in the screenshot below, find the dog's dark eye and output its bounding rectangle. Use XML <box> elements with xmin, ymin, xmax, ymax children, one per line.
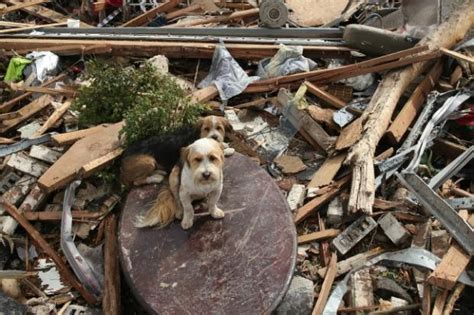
<box><xmin>204</xmin><ymin>128</ymin><xmax>210</xmax><ymax>132</ymax></box>
<box><xmin>194</xmin><ymin>157</ymin><xmax>203</xmax><ymax>163</ymax></box>
<box><xmin>216</xmin><ymin>126</ymin><xmax>223</xmax><ymax>131</ymax></box>
<box><xmin>209</xmin><ymin>155</ymin><xmax>217</xmax><ymax>162</ymax></box>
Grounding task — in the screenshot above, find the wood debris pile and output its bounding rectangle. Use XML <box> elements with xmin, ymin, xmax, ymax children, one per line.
<box><xmin>0</xmin><ymin>0</ymin><xmax>473</xmax><ymax>314</ymax></box>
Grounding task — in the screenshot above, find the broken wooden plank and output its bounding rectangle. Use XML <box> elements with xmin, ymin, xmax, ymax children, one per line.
<box><xmin>0</xmin><ymin>94</ymin><xmax>53</xmax><ymax>133</ymax></box>
<box><xmin>335</xmin><ymin>117</ymin><xmax>363</xmax><ymax>151</ymax></box>
<box><xmin>80</xmin><ymin>147</ymin><xmax>124</xmax><ymax>177</ymax></box>
<box><xmin>191</xmin><ymin>86</ymin><xmax>219</xmax><ymax>103</ymax></box>
<box><xmin>23</xmin><ymin>210</ymin><xmax>102</xmax><ymax>221</ymax></box>
<box><xmin>51</xmin><ymin>124</ymin><xmax>112</xmax><ymax>146</ymax></box>
<box><xmin>312</xmin><ymin>252</ymin><xmax>337</xmax><ymax>315</ymax></box>
<box><xmin>0</xmin><ymin>21</ymin><xmax>67</xmax><ymax>34</ymax></box>
<box><xmin>0</xmin><ymin>0</ymin><xmax>50</xmax><ymax>15</ymax></box>
<box><xmin>427</xmin><ymin>242</ymin><xmax>470</xmax><ymax>290</ymax></box>
<box><xmin>121</xmin><ymin>0</ymin><xmax>181</xmax><ymax>27</ymax></box>
<box><xmin>440</xmin><ymin>47</ymin><xmax>474</xmax><ymax>64</ymax></box>
<box><xmin>304</xmin><ymin>81</ymin><xmax>347</xmax><ymax>109</ymax></box>
<box><xmin>0</xmin><ymin>73</ymin><xmax>67</xmax><ymax>113</ymax></box>
<box><xmin>443</xmin><ymin>284</ymin><xmax>465</xmax><ymax>315</ymax></box>
<box><xmin>103</xmin><ymin>214</ymin><xmax>121</xmax><ymax>315</ymax></box>
<box><xmin>0</xmin><ymin>201</ymin><xmax>97</xmax><ymax>304</ymax></box>
<box><xmin>386</xmin><ymin>61</ymin><xmax>443</xmax><ymax>144</ymax></box>
<box><xmin>294</xmin><ymin>175</ymin><xmax>350</xmax><ymax>224</ymax></box>
<box><xmin>38</xmin><ymin>122</ymin><xmax>124</xmax><ymax>192</ymax></box>
<box><xmin>432</xmin><ymin>290</ymin><xmax>449</xmax><ymax>315</ymax></box>
<box><xmin>10</xmin><ymin>44</ymin><xmax>112</xmax><ymax>57</ymax></box>
<box><xmin>308</xmin><ymin>153</ymin><xmax>346</xmax><ymax>188</ymax></box>
<box><xmin>318</xmin><ymin>247</ymin><xmax>384</xmax><ymax>278</ymax></box>
<box><xmin>31</xmin><ymin>100</ymin><xmax>72</xmax><ymax>137</ymax></box>
<box><xmin>351</xmin><ymin>269</ymin><xmax>374</xmax><ymax>312</ymax></box>
<box><xmin>297</xmin><ymin>229</ymin><xmax>340</xmax><ymax>245</ymax></box>
<box><xmin>29</xmin><ymin>145</ymin><xmax>61</xmax><ymax>164</ymax></box>
<box><xmin>9</xmin><ymin>85</ymin><xmax>76</xmax><ymax>97</ymax></box>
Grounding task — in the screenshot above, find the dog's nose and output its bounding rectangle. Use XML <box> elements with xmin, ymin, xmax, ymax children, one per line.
<box><xmin>211</xmin><ymin>135</ymin><xmax>219</xmax><ymax>141</ymax></box>
<box><xmin>202</xmin><ymin>171</ymin><xmax>211</xmax><ymax>179</ymax></box>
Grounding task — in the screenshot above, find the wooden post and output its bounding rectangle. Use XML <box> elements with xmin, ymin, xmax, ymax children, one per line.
<box><xmin>103</xmin><ymin>214</ymin><xmax>121</xmax><ymax>315</ymax></box>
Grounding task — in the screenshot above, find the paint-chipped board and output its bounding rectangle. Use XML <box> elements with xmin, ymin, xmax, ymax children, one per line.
<box><xmin>297</xmin><ymin>229</ymin><xmax>340</xmax><ymax>245</ymax></box>
<box><xmin>308</xmin><ymin>153</ymin><xmax>346</xmax><ymax>188</ymax></box>
<box><xmin>427</xmin><ymin>242</ymin><xmax>470</xmax><ymax>290</ymax></box>
<box><xmin>38</xmin><ymin>122</ymin><xmax>124</xmax><ymax>193</ymax></box>
<box><xmin>51</xmin><ymin>124</ymin><xmax>112</xmax><ymax>146</ymax></box>
<box><xmin>6</xmin><ymin>152</ymin><xmax>49</xmax><ymax>177</ymax></box>
<box><xmin>29</xmin><ymin>145</ymin><xmax>62</xmax><ymax>164</ymax></box>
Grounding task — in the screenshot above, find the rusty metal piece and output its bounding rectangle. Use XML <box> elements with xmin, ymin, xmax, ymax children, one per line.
<box><xmin>119</xmin><ymin>153</ymin><xmax>296</xmax><ymax>314</ymax></box>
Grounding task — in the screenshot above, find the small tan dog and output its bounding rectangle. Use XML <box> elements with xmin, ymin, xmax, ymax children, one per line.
<box><xmin>135</xmin><ymin>138</ymin><xmax>225</xmax><ymax>230</ymax></box>
<box><xmin>121</xmin><ymin>116</ymin><xmax>231</xmax><ymax>187</ymax></box>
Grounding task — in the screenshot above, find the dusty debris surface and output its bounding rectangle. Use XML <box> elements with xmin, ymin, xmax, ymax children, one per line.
<box><xmin>0</xmin><ymin>0</ymin><xmax>473</xmax><ymax>314</ymax></box>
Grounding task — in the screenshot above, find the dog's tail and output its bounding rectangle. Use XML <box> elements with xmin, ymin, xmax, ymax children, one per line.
<box><xmin>135</xmin><ymin>187</ymin><xmax>178</xmax><ymax>228</ymax></box>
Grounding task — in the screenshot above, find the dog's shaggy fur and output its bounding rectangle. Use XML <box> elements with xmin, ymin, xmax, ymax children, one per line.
<box><xmin>120</xmin><ymin>116</ymin><xmax>231</xmax><ymax>186</ymax></box>
<box><xmin>135</xmin><ymin>138</ymin><xmax>225</xmax><ymax>229</ymax></box>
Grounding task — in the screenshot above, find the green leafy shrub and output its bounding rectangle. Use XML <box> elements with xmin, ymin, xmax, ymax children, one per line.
<box><xmin>73</xmin><ymin>60</ymin><xmax>207</xmax><ymax>145</ymax></box>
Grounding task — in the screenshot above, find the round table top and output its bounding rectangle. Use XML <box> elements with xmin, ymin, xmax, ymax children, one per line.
<box><xmin>119</xmin><ymin>153</ymin><xmax>296</xmax><ymax>314</ymax></box>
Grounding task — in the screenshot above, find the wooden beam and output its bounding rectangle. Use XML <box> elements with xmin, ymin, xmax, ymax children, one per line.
<box><xmin>23</xmin><ymin>210</ymin><xmax>103</xmax><ymax>221</ymax></box>
<box><xmin>8</xmin><ymin>44</ymin><xmax>112</xmax><ymax>56</ymax></box>
<box><xmin>294</xmin><ymin>175</ymin><xmax>350</xmax><ymax>224</ymax></box>
<box><xmin>8</xmin><ymin>85</ymin><xmax>76</xmax><ymax>97</ymax></box>
<box><xmin>304</xmin><ymin>81</ymin><xmax>347</xmax><ymax>109</ymax></box>
<box><xmin>32</xmin><ymin>100</ymin><xmax>72</xmax><ymax>137</ymax></box>
<box><xmin>308</xmin><ymin>153</ymin><xmax>346</xmax><ymax>188</ymax></box>
<box><xmin>440</xmin><ymin>47</ymin><xmax>474</xmax><ymax>64</ymax></box>
<box><xmin>191</xmin><ymin>86</ymin><xmax>219</xmax><ymax>103</ymax></box>
<box><xmin>0</xmin><ymin>202</ymin><xmax>97</xmax><ymax>304</ymax></box>
<box><xmin>312</xmin><ymin>253</ymin><xmax>337</xmax><ymax>315</ymax></box>
<box><xmin>298</xmin><ymin>229</ymin><xmax>340</xmax><ymax>245</ymax></box>
<box><xmin>0</xmin><ymin>38</ymin><xmax>350</xmax><ymax>60</ymax></box>
<box><xmin>432</xmin><ymin>290</ymin><xmax>449</xmax><ymax>315</ymax></box>
<box><xmin>386</xmin><ymin>61</ymin><xmax>443</xmax><ymax>144</ymax></box>
<box><xmin>51</xmin><ymin>124</ymin><xmax>112</xmax><ymax>146</ymax></box>
<box><xmin>102</xmin><ymin>214</ymin><xmax>121</xmax><ymax>315</ymax></box>
<box><xmin>121</xmin><ymin>0</ymin><xmax>181</xmax><ymax>27</ymax></box>
<box><xmin>0</xmin><ymin>21</ymin><xmax>67</xmax><ymax>34</ymax></box>
<box><xmin>443</xmin><ymin>284</ymin><xmax>465</xmax><ymax>315</ymax></box>
<box><xmin>80</xmin><ymin>147</ymin><xmax>125</xmax><ymax>177</ymax></box>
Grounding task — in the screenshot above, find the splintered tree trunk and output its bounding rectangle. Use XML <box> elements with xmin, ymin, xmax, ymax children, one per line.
<box><xmin>346</xmin><ymin>0</ymin><xmax>474</xmax><ymax>214</ymax></box>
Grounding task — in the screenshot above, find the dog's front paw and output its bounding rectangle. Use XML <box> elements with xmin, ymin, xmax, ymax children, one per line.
<box><xmin>175</xmin><ymin>210</ymin><xmax>183</xmax><ymax>220</ymax></box>
<box><xmin>224</xmin><ymin>147</ymin><xmax>235</xmax><ymax>157</ymax></box>
<box><xmin>181</xmin><ymin>217</ymin><xmax>193</xmax><ymax>230</ymax></box>
<box><xmin>211</xmin><ymin>207</ymin><xmax>225</xmax><ymax>219</ymax></box>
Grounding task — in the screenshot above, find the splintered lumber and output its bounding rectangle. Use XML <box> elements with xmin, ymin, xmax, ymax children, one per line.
<box><xmin>32</xmin><ymin>100</ymin><xmax>72</xmax><ymax>137</ymax></box>
<box><xmin>9</xmin><ymin>44</ymin><xmax>112</xmax><ymax>56</ymax></box>
<box><xmin>304</xmin><ymin>81</ymin><xmax>347</xmax><ymax>109</ymax></box>
<box><xmin>427</xmin><ymin>243</ymin><xmax>470</xmax><ymax>290</ymax></box>
<box><xmin>103</xmin><ymin>214</ymin><xmax>120</xmax><ymax>315</ymax></box>
<box><xmin>335</xmin><ymin>117</ymin><xmax>363</xmax><ymax>150</ymax></box>
<box><xmin>170</xmin><ymin>8</ymin><xmax>259</xmax><ymax>27</ymax></box>
<box><xmin>294</xmin><ymin>175</ymin><xmax>350</xmax><ymax>224</ymax></box>
<box><xmin>345</xmin><ymin>0</ymin><xmax>474</xmax><ymax>214</ymax></box>
<box><xmin>0</xmin><ymin>0</ymin><xmax>50</xmax><ymax>15</ymax></box>
<box><xmin>318</xmin><ymin>247</ymin><xmax>384</xmax><ymax>278</ymax></box>
<box><xmin>0</xmin><ymin>21</ymin><xmax>67</xmax><ymax>34</ymax></box>
<box><xmin>8</xmin><ymin>86</ymin><xmax>76</xmax><ymax>97</ymax></box>
<box><xmin>0</xmin><ymin>94</ymin><xmax>53</xmax><ymax>133</ymax></box>
<box><xmin>440</xmin><ymin>47</ymin><xmax>474</xmax><ymax>64</ymax></box>
<box><xmin>38</xmin><ymin>122</ymin><xmax>124</xmax><ymax>192</ymax></box>
<box><xmin>121</xmin><ymin>0</ymin><xmax>181</xmax><ymax>27</ymax></box>
<box><xmin>23</xmin><ymin>210</ymin><xmax>102</xmax><ymax>221</ymax></box>
<box><xmin>298</xmin><ymin>229</ymin><xmax>340</xmax><ymax>244</ymax></box>
<box><xmin>51</xmin><ymin>124</ymin><xmax>112</xmax><ymax>146</ymax></box>
<box><xmin>0</xmin><ymin>73</ymin><xmax>67</xmax><ymax>113</ymax></box>
<box><xmin>443</xmin><ymin>284</ymin><xmax>465</xmax><ymax>315</ymax></box>
<box><xmin>308</xmin><ymin>153</ymin><xmax>346</xmax><ymax>188</ymax></box>
<box><xmin>2</xmin><ymin>0</ymin><xmax>92</xmax><ymax>27</ymax></box>
<box><xmin>312</xmin><ymin>253</ymin><xmax>337</xmax><ymax>315</ymax></box>
<box><xmin>1</xmin><ymin>202</ymin><xmax>97</xmax><ymax>304</ymax></box>
<box><xmin>80</xmin><ymin>147</ymin><xmax>125</xmax><ymax>177</ymax></box>
<box><xmin>191</xmin><ymin>86</ymin><xmax>219</xmax><ymax>103</ymax></box>
<box><xmin>432</xmin><ymin>290</ymin><xmax>449</xmax><ymax>315</ymax></box>
<box><xmin>386</xmin><ymin>61</ymin><xmax>443</xmax><ymax>144</ymax></box>
<box><xmin>0</xmin><ymin>38</ymin><xmax>350</xmax><ymax>60</ymax></box>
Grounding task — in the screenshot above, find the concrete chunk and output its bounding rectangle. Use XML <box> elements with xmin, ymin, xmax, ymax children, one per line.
<box><xmin>379</xmin><ymin>212</ymin><xmax>410</xmax><ymax>245</ymax></box>
<box><xmin>286</xmin><ymin>184</ymin><xmax>305</xmax><ymax>212</ymax></box>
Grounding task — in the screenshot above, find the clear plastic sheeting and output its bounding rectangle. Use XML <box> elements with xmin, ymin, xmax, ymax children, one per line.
<box><xmin>327</xmin><ymin>59</ymin><xmax>375</xmax><ymax>91</ymax></box>
<box><xmin>257</xmin><ymin>45</ymin><xmax>316</xmax><ymax>79</ymax></box>
<box><xmin>323</xmin><ymin>248</ymin><xmax>474</xmax><ymax>315</ymax></box>
<box><xmin>25</xmin><ymin>51</ymin><xmax>59</xmax><ymax>83</ymax></box>
<box><xmin>198</xmin><ymin>43</ymin><xmax>259</xmax><ymax>101</ymax></box>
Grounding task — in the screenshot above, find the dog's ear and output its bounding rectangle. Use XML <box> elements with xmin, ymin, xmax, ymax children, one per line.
<box><xmin>220</xmin><ymin>117</ymin><xmax>233</xmax><ymax>133</ymax></box>
<box><xmin>196</xmin><ymin>117</ymin><xmax>205</xmax><ymax>130</ymax></box>
<box><xmin>181</xmin><ymin>146</ymin><xmax>191</xmax><ymax>165</ymax></box>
